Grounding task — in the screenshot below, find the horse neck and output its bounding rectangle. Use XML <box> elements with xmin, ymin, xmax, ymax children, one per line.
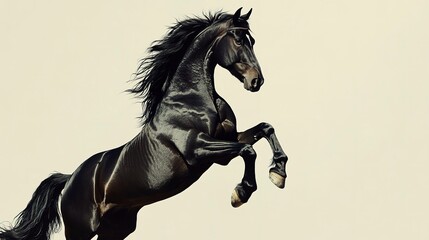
<box><xmin>168</xmin><ymin>25</ymin><xmax>227</xmax><ymax>100</ymax></box>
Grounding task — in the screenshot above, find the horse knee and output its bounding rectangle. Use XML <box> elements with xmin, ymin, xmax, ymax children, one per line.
<box><xmin>258</xmin><ymin>122</ymin><xmax>274</xmax><ymax>135</ymax></box>
<box><xmin>239</xmin><ymin>144</ymin><xmax>257</xmax><ymax>160</ymax></box>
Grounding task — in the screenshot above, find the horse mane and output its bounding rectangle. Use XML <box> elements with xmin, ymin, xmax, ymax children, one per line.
<box><xmin>128</xmin><ymin>11</ymin><xmax>234</xmax><ymax>124</ymax></box>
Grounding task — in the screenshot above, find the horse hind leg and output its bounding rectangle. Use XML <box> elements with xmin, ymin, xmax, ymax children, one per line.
<box><xmin>62</xmin><ymin>206</ymin><xmax>98</xmax><ymax>240</ymax></box>
<box><xmin>64</xmin><ymin>227</ymin><xmax>96</xmax><ymax>240</ymax></box>
<box><xmin>61</xmin><ymin>186</ymin><xmax>99</xmax><ymax>240</ymax></box>
<box><xmin>96</xmin><ymin>207</ymin><xmax>140</xmax><ymax>240</ymax></box>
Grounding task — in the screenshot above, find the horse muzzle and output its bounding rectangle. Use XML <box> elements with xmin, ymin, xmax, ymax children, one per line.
<box><xmin>229</xmin><ymin>63</ymin><xmax>264</xmax><ymax>92</ymax></box>
<box><xmin>243</xmin><ymin>67</ymin><xmax>264</xmax><ymax>92</ymax></box>
<box><xmin>244</xmin><ymin>76</ymin><xmax>264</xmax><ymax>92</ymax></box>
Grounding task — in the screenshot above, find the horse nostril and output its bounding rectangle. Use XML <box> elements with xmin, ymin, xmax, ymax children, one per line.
<box><xmin>251</xmin><ymin>78</ymin><xmax>263</xmax><ymax>88</ymax></box>
<box><xmin>251</xmin><ymin>78</ymin><xmax>259</xmax><ymax>88</ymax></box>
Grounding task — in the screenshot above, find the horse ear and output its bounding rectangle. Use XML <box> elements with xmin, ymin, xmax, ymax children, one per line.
<box><xmin>233</xmin><ymin>7</ymin><xmax>242</xmax><ymax>23</ymax></box>
<box><xmin>241</xmin><ymin>8</ymin><xmax>252</xmax><ymax>20</ymax></box>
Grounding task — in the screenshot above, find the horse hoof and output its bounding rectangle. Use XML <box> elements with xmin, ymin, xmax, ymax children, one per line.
<box><xmin>231</xmin><ymin>189</ymin><xmax>243</xmax><ymax>208</ymax></box>
<box><xmin>269</xmin><ymin>171</ymin><xmax>285</xmax><ymax>189</ymax></box>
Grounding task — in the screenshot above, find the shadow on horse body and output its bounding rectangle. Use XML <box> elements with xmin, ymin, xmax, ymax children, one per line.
<box><xmin>0</xmin><ymin>8</ymin><xmax>288</xmax><ymax>240</ymax></box>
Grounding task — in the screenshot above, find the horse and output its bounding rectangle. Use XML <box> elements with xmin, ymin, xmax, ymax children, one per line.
<box><xmin>0</xmin><ymin>8</ymin><xmax>288</xmax><ymax>240</ymax></box>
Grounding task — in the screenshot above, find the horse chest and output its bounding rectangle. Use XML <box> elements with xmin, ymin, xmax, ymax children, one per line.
<box><xmin>214</xmin><ymin>118</ymin><xmax>238</xmax><ymax>140</ymax></box>
<box><xmin>213</xmin><ymin>98</ymin><xmax>238</xmax><ymax>140</ymax></box>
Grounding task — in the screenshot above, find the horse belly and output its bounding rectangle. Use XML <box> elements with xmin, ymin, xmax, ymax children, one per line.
<box><xmin>102</xmin><ymin>142</ymin><xmax>200</xmax><ymax>207</ymax></box>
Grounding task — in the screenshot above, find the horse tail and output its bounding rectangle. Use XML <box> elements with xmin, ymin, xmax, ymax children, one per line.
<box><xmin>0</xmin><ymin>173</ymin><xmax>71</xmax><ymax>240</ymax></box>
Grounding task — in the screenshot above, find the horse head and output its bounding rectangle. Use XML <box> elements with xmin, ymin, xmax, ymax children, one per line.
<box><xmin>213</xmin><ymin>8</ymin><xmax>264</xmax><ymax>92</ymax></box>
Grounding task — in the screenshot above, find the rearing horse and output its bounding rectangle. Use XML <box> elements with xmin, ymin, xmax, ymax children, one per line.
<box><xmin>0</xmin><ymin>8</ymin><xmax>288</xmax><ymax>240</ymax></box>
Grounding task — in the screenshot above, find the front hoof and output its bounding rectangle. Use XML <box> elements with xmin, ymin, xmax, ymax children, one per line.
<box><xmin>231</xmin><ymin>189</ymin><xmax>244</xmax><ymax>208</ymax></box>
<box><xmin>230</xmin><ymin>183</ymin><xmax>256</xmax><ymax>208</ymax></box>
<box><xmin>269</xmin><ymin>171</ymin><xmax>286</xmax><ymax>189</ymax></box>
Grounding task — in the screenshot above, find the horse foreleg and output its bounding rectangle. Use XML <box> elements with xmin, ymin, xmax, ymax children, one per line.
<box><xmin>237</xmin><ymin>122</ymin><xmax>288</xmax><ymax>189</ymax></box>
<box><xmin>185</xmin><ymin>133</ymin><xmax>257</xmax><ymax>207</ymax></box>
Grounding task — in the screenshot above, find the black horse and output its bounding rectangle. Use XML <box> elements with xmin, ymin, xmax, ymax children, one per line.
<box><xmin>0</xmin><ymin>8</ymin><xmax>288</xmax><ymax>240</ymax></box>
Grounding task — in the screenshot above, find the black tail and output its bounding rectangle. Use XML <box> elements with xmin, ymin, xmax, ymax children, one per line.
<box><xmin>0</xmin><ymin>173</ymin><xmax>70</xmax><ymax>240</ymax></box>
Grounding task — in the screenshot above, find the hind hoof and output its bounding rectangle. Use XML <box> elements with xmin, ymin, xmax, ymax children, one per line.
<box><xmin>231</xmin><ymin>189</ymin><xmax>244</xmax><ymax>208</ymax></box>
<box><xmin>269</xmin><ymin>171</ymin><xmax>285</xmax><ymax>189</ymax></box>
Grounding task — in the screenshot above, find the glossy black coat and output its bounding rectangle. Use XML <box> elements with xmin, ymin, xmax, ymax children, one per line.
<box><xmin>0</xmin><ymin>8</ymin><xmax>288</xmax><ymax>240</ymax></box>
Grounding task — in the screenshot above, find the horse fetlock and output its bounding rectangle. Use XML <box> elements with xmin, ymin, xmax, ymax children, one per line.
<box><xmin>270</xmin><ymin>153</ymin><xmax>287</xmax><ymax>189</ymax></box>
<box><xmin>273</xmin><ymin>152</ymin><xmax>288</xmax><ymax>163</ymax></box>
<box><xmin>270</xmin><ymin>158</ymin><xmax>287</xmax><ymax>177</ymax></box>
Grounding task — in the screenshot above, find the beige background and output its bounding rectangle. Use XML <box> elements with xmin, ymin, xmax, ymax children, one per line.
<box><xmin>1</xmin><ymin>1</ymin><xmax>428</xmax><ymax>239</ymax></box>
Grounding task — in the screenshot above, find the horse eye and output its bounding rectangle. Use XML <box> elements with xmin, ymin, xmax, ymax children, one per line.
<box><xmin>235</xmin><ymin>38</ymin><xmax>243</xmax><ymax>45</ymax></box>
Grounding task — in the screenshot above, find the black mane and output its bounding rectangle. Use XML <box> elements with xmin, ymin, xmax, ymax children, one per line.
<box><xmin>128</xmin><ymin>11</ymin><xmax>234</xmax><ymax>124</ymax></box>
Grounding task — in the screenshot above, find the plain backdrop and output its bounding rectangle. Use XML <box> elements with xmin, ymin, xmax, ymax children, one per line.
<box><xmin>1</xmin><ymin>1</ymin><xmax>428</xmax><ymax>239</ymax></box>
